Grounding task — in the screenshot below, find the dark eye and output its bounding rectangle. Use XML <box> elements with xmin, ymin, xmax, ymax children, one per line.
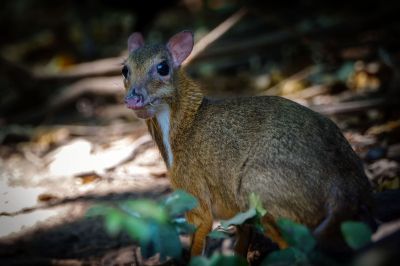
<box><xmin>157</xmin><ymin>61</ymin><xmax>169</xmax><ymax>76</ymax></box>
<box><xmin>122</xmin><ymin>65</ymin><xmax>129</xmax><ymax>79</ymax></box>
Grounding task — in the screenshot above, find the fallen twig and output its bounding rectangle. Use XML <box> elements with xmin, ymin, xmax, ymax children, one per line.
<box><xmin>283</xmin><ymin>85</ymin><xmax>330</xmax><ymax>100</ymax></box>
<box><xmin>34</xmin><ymin>55</ymin><xmax>126</xmax><ymax>80</ymax></box>
<box><xmin>310</xmin><ymin>97</ymin><xmax>400</xmax><ymax>115</ymax></box>
<box><xmin>48</xmin><ymin>76</ymin><xmax>122</xmax><ymax>110</ymax></box>
<box><xmin>183</xmin><ymin>7</ymin><xmax>247</xmax><ymax>66</ymax></box>
<box><xmin>264</xmin><ymin>66</ymin><xmax>319</xmax><ymax>96</ymax></box>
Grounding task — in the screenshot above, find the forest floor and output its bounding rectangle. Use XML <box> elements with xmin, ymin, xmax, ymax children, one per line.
<box><xmin>1</xmin><ymin>85</ymin><xmax>400</xmax><ymax>265</ymax></box>
<box><xmin>0</xmin><ymin>118</ymin><xmax>172</xmax><ymax>265</ymax></box>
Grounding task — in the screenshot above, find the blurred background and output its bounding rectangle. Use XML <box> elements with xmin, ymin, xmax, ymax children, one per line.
<box><xmin>1</xmin><ymin>0</ymin><xmax>400</xmax><ymax>265</ymax></box>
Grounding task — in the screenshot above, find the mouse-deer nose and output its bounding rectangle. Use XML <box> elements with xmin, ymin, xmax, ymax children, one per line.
<box><xmin>125</xmin><ymin>88</ymin><xmax>143</xmax><ymax>102</ymax></box>
<box><xmin>125</xmin><ymin>88</ymin><xmax>146</xmax><ymax>109</ymax></box>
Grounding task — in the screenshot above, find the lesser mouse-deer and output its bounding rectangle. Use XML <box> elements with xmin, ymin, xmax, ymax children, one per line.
<box><xmin>122</xmin><ymin>31</ymin><xmax>373</xmax><ymax>256</ymax></box>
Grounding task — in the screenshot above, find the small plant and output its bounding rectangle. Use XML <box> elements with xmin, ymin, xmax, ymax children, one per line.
<box><xmin>86</xmin><ymin>189</ymin><xmax>198</xmax><ymax>260</ymax></box>
<box><xmin>206</xmin><ymin>193</ymin><xmax>267</xmax><ymax>242</ymax></box>
<box><xmin>261</xmin><ymin>219</ymin><xmax>318</xmax><ymax>266</ymax></box>
<box><xmin>207</xmin><ymin>193</ymin><xmax>373</xmax><ymax>266</ymax></box>
<box><xmin>87</xmin><ymin>191</ymin><xmax>373</xmax><ymax>265</ymax></box>
<box><xmin>261</xmin><ymin>219</ymin><xmax>372</xmax><ymax>266</ymax></box>
<box><xmin>340</xmin><ymin>221</ymin><xmax>372</xmax><ymax>249</ymax></box>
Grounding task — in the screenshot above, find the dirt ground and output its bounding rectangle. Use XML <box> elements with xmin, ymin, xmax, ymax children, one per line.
<box><xmin>0</xmin><ymin>120</ymin><xmax>173</xmax><ymax>265</ymax></box>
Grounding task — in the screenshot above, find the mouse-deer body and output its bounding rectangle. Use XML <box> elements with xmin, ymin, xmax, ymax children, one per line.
<box><xmin>122</xmin><ymin>31</ymin><xmax>373</xmax><ymax>256</ymax></box>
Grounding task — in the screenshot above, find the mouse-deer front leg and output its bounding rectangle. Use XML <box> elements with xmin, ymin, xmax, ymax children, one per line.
<box><xmin>186</xmin><ymin>207</ymin><xmax>213</xmax><ymax>256</ymax></box>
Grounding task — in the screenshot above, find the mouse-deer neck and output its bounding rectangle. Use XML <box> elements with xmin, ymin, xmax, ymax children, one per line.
<box><xmin>147</xmin><ymin>69</ymin><xmax>203</xmax><ymax>169</ymax></box>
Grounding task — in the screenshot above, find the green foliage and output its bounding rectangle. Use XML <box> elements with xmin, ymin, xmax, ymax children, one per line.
<box><xmin>220</xmin><ymin>208</ymin><xmax>257</xmax><ymax>229</ymax></box>
<box><xmin>123</xmin><ymin>213</ymin><xmax>152</xmax><ymax>242</ymax></box>
<box><xmin>220</xmin><ymin>193</ymin><xmax>266</xmax><ymax>233</ymax></box>
<box><xmin>218</xmin><ymin>195</ymin><xmax>370</xmax><ymax>266</ymax></box>
<box><xmin>249</xmin><ymin>193</ymin><xmax>267</xmax><ymax>216</ymax></box>
<box><xmin>276</xmin><ymin>218</ymin><xmax>316</xmax><ymax>253</ymax></box>
<box><xmin>173</xmin><ymin>217</ymin><xmax>197</xmax><ymax>234</ymax></box>
<box><xmin>341</xmin><ymin>221</ymin><xmax>372</xmax><ymax>249</ymax></box>
<box><xmin>121</xmin><ymin>199</ymin><xmax>168</xmax><ymax>222</ymax></box>
<box><xmin>86</xmin><ymin>189</ymin><xmax>198</xmax><ymax>260</ymax></box>
<box><xmin>189</xmin><ymin>254</ymin><xmax>248</xmax><ymax>266</ymax></box>
<box><xmin>261</xmin><ymin>219</ymin><xmax>316</xmax><ymax>266</ymax></box>
<box><xmin>207</xmin><ymin>230</ymin><xmax>230</xmax><ymax>239</ymax></box>
<box><xmin>140</xmin><ymin>222</ymin><xmax>182</xmax><ymax>260</ymax></box>
<box><xmin>262</xmin><ymin>219</ymin><xmax>371</xmax><ymax>266</ymax></box>
<box><xmin>104</xmin><ymin>209</ymin><xmax>124</xmax><ymax>235</ymax></box>
<box><xmin>162</xmin><ymin>189</ymin><xmax>199</xmax><ymax>217</ymax></box>
<box><xmin>88</xmin><ymin>191</ymin><xmax>372</xmax><ymax>265</ymax></box>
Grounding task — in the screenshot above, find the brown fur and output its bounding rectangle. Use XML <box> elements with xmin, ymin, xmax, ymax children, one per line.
<box><xmin>124</xmin><ymin>41</ymin><xmax>373</xmax><ymax>256</ymax></box>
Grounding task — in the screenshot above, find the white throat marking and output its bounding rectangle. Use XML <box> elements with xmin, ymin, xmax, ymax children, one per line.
<box><xmin>156</xmin><ymin>105</ymin><xmax>173</xmax><ymax>168</ymax></box>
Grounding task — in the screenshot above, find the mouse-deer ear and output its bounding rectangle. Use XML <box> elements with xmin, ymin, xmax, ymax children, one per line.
<box><xmin>128</xmin><ymin>33</ymin><xmax>144</xmax><ymax>53</ymax></box>
<box><xmin>167</xmin><ymin>31</ymin><xmax>194</xmax><ymax>67</ymax></box>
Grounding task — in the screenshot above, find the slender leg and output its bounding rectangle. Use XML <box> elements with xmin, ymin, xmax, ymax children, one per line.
<box><xmin>312</xmin><ymin>207</ymin><xmax>352</xmax><ymax>255</ymax></box>
<box><xmin>186</xmin><ymin>208</ymin><xmax>213</xmax><ymax>256</ymax></box>
<box><xmin>261</xmin><ymin>214</ymin><xmax>288</xmax><ymax>249</ymax></box>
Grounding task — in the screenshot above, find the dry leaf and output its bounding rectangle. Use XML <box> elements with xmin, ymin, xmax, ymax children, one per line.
<box><xmin>77</xmin><ymin>173</ymin><xmax>102</xmax><ymax>184</ymax></box>
<box><xmin>37</xmin><ymin>193</ymin><xmax>59</xmax><ymax>202</ymax></box>
<box><xmin>366</xmin><ymin>120</ymin><xmax>400</xmax><ymax>136</ymax></box>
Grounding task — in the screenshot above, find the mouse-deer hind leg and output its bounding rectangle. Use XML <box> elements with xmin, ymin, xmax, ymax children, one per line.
<box><xmin>261</xmin><ymin>214</ymin><xmax>288</xmax><ymax>249</ymax></box>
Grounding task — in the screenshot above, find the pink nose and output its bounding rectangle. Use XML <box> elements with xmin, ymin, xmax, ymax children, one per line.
<box><xmin>125</xmin><ymin>96</ymin><xmax>141</xmax><ymax>104</ymax></box>
<box><xmin>125</xmin><ymin>94</ymin><xmax>145</xmax><ymax>110</ymax></box>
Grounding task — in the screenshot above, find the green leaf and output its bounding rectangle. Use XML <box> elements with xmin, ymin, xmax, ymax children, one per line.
<box><xmin>172</xmin><ymin>217</ymin><xmax>197</xmax><ymax>234</ymax></box>
<box><xmin>277</xmin><ymin>218</ymin><xmax>316</xmax><ymax>253</ymax></box>
<box><xmin>104</xmin><ymin>209</ymin><xmax>124</xmax><ymax>235</ymax></box>
<box><xmin>121</xmin><ymin>200</ymin><xmax>168</xmax><ymax>223</ymax></box>
<box><xmin>157</xmin><ymin>223</ymin><xmax>182</xmax><ymax>260</ymax></box>
<box><xmin>249</xmin><ymin>193</ymin><xmax>267</xmax><ymax>216</ymax></box>
<box><xmin>220</xmin><ymin>208</ymin><xmax>257</xmax><ymax>229</ymax></box>
<box><xmin>85</xmin><ymin>205</ymin><xmax>110</xmax><ymax>217</ymax></box>
<box><xmin>189</xmin><ymin>256</ymin><xmax>211</xmax><ymax>266</ymax></box>
<box><xmin>163</xmin><ymin>190</ymin><xmax>199</xmax><ymax>217</ymax></box>
<box><xmin>262</xmin><ymin>247</ymin><xmax>310</xmax><ymax>266</ymax></box>
<box><xmin>341</xmin><ymin>221</ymin><xmax>372</xmax><ymax>249</ymax></box>
<box><xmin>123</xmin><ymin>216</ymin><xmax>151</xmax><ymax>243</ymax></box>
<box><xmin>209</xmin><ymin>254</ymin><xmax>248</xmax><ymax>266</ymax></box>
<box><xmin>141</xmin><ymin>222</ymin><xmax>182</xmax><ymax>260</ymax></box>
<box><xmin>208</xmin><ymin>230</ymin><xmax>230</xmax><ymax>239</ymax></box>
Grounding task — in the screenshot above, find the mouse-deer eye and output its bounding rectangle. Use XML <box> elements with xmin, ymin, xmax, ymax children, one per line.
<box><xmin>156</xmin><ymin>61</ymin><xmax>169</xmax><ymax>76</ymax></box>
<box><xmin>122</xmin><ymin>65</ymin><xmax>129</xmax><ymax>79</ymax></box>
